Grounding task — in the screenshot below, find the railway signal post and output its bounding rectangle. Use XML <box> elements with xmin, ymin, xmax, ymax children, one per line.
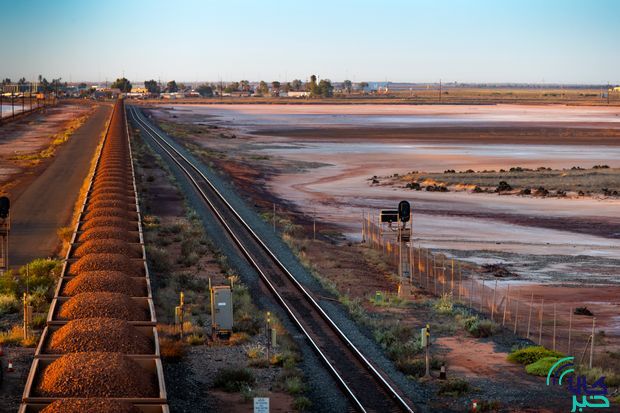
<box><xmin>0</xmin><ymin>196</ymin><xmax>10</xmax><ymax>274</ymax></box>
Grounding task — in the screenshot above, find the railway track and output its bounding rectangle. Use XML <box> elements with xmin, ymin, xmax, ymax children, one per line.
<box><xmin>20</xmin><ymin>99</ymin><xmax>167</xmax><ymax>413</ymax></box>
<box><xmin>128</xmin><ymin>106</ymin><xmax>415</xmax><ymax>413</ymax></box>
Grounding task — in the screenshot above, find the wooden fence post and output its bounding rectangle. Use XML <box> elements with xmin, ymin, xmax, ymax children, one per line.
<box><xmin>526</xmin><ymin>292</ymin><xmax>534</xmax><ymax>339</ymax></box>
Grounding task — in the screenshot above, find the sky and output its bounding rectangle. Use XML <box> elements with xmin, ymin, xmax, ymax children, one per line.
<box><xmin>1</xmin><ymin>0</ymin><xmax>619</xmax><ymax>85</ymax></box>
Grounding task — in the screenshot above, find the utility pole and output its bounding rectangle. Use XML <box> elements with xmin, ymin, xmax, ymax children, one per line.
<box><xmin>607</xmin><ymin>82</ymin><xmax>610</xmax><ymax>105</ymax></box>
<box><xmin>439</xmin><ymin>79</ymin><xmax>442</xmax><ymax>103</ymax></box>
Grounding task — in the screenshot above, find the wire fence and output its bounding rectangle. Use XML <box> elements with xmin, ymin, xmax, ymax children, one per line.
<box><xmin>362</xmin><ymin>214</ymin><xmax>614</xmax><ymax>368</ymax></box>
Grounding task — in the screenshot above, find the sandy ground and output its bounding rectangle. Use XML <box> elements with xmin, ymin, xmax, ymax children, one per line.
<box><xmin>0</xmin><ymin>103</ymin><xmax>92</xmax><ymax>194</ymax></box>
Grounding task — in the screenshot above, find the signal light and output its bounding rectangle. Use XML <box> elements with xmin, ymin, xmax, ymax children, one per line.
<box><xmin>398</xmin><ymin>200</ymin><xmax>410</xmax><ymax>223</ymax></box>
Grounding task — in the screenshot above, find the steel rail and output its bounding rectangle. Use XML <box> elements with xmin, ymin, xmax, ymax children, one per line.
<box><xmin>128</xmin><ymin>106</ymin><xmax>414</xmax><ymax>413</ymax></box>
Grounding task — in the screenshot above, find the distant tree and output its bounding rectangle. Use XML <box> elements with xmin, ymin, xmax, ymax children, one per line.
<box><xmin>2</xmin><ymin>78</ymin><xmax>10</xmax><ymax>85</ymax></box>
<box><xmin>271</xmin><ymin>81</ymin><xmax>281</xmax><ymax>96</ymax></box>
<box><xmin>240</xmin><ymin>80</ymin><xmax>250</xmax><ymax>92</ymax></box>
<box><xmin>50</xmin><ymin>77</ymin><xmax>65</xmax><ymax>93</ymax></box>
<box><xmin>224</xmin><ymin>81</ymin><xmax>240</xmax><ymax>93</ymax></box>
<box><xmin>78</xmin><ymin>82</ymin><xmax>88</xmax><ymax>89</ymax></box>
<box><xmin>291</xmin><ymin>79</ymin><xmax>303</xmax><ymax>91</ymax></box>
<box><xmin>358</xmin><ymin>81</ymin><xmax>369</xmax><ymax>91</ymax></box>
<box><xmin>257</xmin><ymin>81</ymin><xmax>269</xmax><ymax>95</ymax></box>
<box><xmin>283</xmin><ymin>82</ymin><xmax>291</xmax><ymax>92</ymax></box>
<box><xmin>144</xmin><ymin>79</ymin><xmax>161</xmax><ymax>94</ymax></box>
<box><xmin>38</xmin><ymin>75</ymin><xmax>50</xmax><ymax>92</ymax></box>
<box><xmin>343</xmin><ymin>79</ymin><xmax>352</xmax><ymax>94</ymax></box>
<box><xmin>196</xmin><ymin>84</ymin><xmax>214</xmax><ymax>97</ymax></box>
<box><xmin>318</xmin><ymin>79</ymin><xmax>333</xmax><ymax>97</ymax></box>
<box><xmin>306</xmin><ymin>75</ymin><xmax>319</xmax><ymax>96</ymax></box>
<box><xmin>178</xmin><ymin>82</ymin><xmax>186</xmax><ymax>91</ymax></box>
<box><xmin>166</xmin><ymin>80</ymin><xmax>179</xmax><ymax>93</ymax></box>
<box><xmin>18</xmin><ymin>77</ymin><xmax>27</xmax><ymax>85</ymax></box>
<box><xmin>111</xmin><ymin>77</ymin><xmax>132</xmax><ymax>92</ymax></box>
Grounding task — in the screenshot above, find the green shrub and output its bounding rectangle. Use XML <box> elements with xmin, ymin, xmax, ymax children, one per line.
<box><xmin>233</xmin><ymin>286</ymin><xmax>261</xmax><ymax>335</ymax></box>
<box><xmin>437</xmin><ymin>378</ymin><xmax>470</xmax><ymax>396</ymax></box>
<box><xmin>507</xmin><ymin>346</ymin><xmax>563</xmax><ymax>365</ymax></box>
<box><xmin>0</xmin><ymin>294</ymin><xmax>19</xmax><ymax>315</ymax></box>
<box><xmin>396</xmin><ymin>358</ymin><xmax>426</xmax><ymax>377</ymax></box>
<box><xmin>146</xmin><ymin>246</ymin><xmax>172</xmax><ymax>273</ymax></box>
<box><xmin>19</xmin><ymin>259</ymin><xmax>61</xmax><ymax>292</ymax></box>
<box><xmin>213</xmin><ymin>368</ymin><xmax>255</xmax><ymax>392</ymax></box>
<box><xmin>525</xmin><ymin>357</ymin><xmax>559</xmax><ymax>376</ymax></box>
<box><xmin>577</xmin><ymin>366</ymin><xmax>620</xmax><ymax>388</ymax></box>
<box><xmin>186</xmin><ymin>333</ymin><xmax>205</xmax><ymax>346</ymax></box>
<box><xmin>0</xmin><ymin>272</ymin><xmax>18</xmax><ymax>296</ymax></box>
<box><xmin>467</xmin><ymin>319</ymin><xmax>498</xmax><ymax>338</ymax></box>
<box><xmin>433</xmin><ymin>293</ymin><xmax>454</xmax><ymax>314</ymax></box>
<box><xmin>284</xmin><ymin>376</ymin><xmax>305</xmax><ymax>395</ymax></box>
<box><xmin>293</xmin><ymin>396</ymin><xmax>312</xmax><ymax>412</ymax></box>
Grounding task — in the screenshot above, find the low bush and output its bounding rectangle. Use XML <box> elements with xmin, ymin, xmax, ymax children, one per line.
<box><xmin>0</xmin><ymin>294</ymin><xmax>19</xmax><ymax>315</ymax></box>
<box><xmin>146</xmin><ymin>246</ymin><xmax>172</xmax><ymax>274</ymax></box>
<box><xmin>467</xmin><ymin>319</ymin><xmax>498</xmax><ymax>338</ymax></box>
<box><xmin>284</xmin><ymin>376</ymin><xmax>305</xmax><ymax>395</ymax></box>
<box><xmin>525</xmin><ymin>356</ymin><xmax>559</xmax><ymax>376</ymax></box>
<box><xmin>396</xmin><ymin>358</ymin><xmax>426</xmax><ymax>377</ymax></box>
<box><xmin>233</xmin><ymin>286</ymin><xmax>261</xmax><ymax>335</ymax></box>
<box><xmin>186</xmin><ymin>333</ymin><xmax>206</xmax><ymax>346</ymax></box>
<box><xmin>0</xmin><ymin>325</ymin><xmax>25</xmax><ymax>345</ymax></box>
<box><xmin>577</xmin><ymin>366</ymin><xmax>620</xmax><ymax>388</ymax></box>
<box><xmin>293</xmin><ymin>396</ymin><xmax>312</xmax><ymax>412</ymax></box>
<box><xmin>437</xmin><ymin>378</ymin><xmax>470</xmax><ymax>396</ymax></box>
<box><xmin>433</xmin><ymin>293</ymin><xmax>453</xmax><ymax>314</ymax></box>
<box><xmin>507</xmin><ymin>346</ymin><xmax>563</xmax><ymax>365</ymax></box>
<box><xmin>245</xmin><ymin>344</ymin><xmax>265</xmax><ymax>359</ymax></box>
<box><xmin>159</xmin><ymin>337</ymin><xmax>186</xmax><ymax>361</ymax></box>
<box><xmin>213</xmin><ymin>368</ymin><xmax>255</xmax><ymax>392</ymax></box>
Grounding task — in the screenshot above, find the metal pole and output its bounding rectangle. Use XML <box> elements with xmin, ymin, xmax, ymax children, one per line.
<box><xmin>458</xmin><ymin>261</ymin><xmax>462</xmax><ymax>301</ymax></box>
<box><xmin>469</xmin><ymin>276</ymin><xmax>474</xmax><ymax>308</ymax></box>
<box><xmin>568</xmin><ymin>308</ymin><xmax>573</xmax><ymax>355</ymax></box>
<box><xmin>538</xmin><ymin>299</ymin><xmax>544</xmax><ymax>345</ymax></box>
<box><xmin>313</xmin><ymin>210</ymin><xmax>316</xmax><ymax>240</ymax></box>
<box><xmin>480</xmin><ymin>279</ymin><xmax>485</xmax><ymax>312</ymax></box>
<box><xmin>450</xmin><ymin>259</ymin><xmax>454</xmax><ymax>295</ymax></box>
<box><xmin>552</xmin><ymin>303</ymin><xmax>557</xmax><ymax>351</ymax></box>
<box><xmin>361</xmin><ymin>211</ymin><xmax>365</xmax><ymax>242</ymax></box>
<box><xmin>589</xmin><ymin>317</ymin><xmax>596</xmax><ymax>369</ymax></box>
<box><xmin>513</xmin><ymin>291</ymin><xmax>520</xmax><ymax>334</ymax></box>
<box><xmin>433</xmin><ymin>254</ymin><xmax>437</xmax><ymax>295</ymax></box>
<box><xmin>426</xmin><ymin>249</ymin><xmax>430</xmax><ymax>289</ymax></box>
<box><xmin>526</xmin><ymin>292</ymin><xmax>534</xmax><ymax>339</ymax></box>
<box><xmin>491</xmin><ymin>280</ymin><xmax>498</xmax><ymax>320</ymax></box>
<box><xmin>502</xmin><ymin>284</ymin><xmax>510</xmax><ymax>327</ymax></box>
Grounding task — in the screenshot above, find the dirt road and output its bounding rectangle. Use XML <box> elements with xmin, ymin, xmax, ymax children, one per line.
<box><xmin>8</xmin><ymin>103</ymin><xmax>112</xmax><ymax>266</ymax></box>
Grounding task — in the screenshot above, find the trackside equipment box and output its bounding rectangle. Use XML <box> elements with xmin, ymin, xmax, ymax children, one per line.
<box><xmin>210</xmin><ymin>286</ymin><xmax>233</xmax><ymax>337</ymax></box>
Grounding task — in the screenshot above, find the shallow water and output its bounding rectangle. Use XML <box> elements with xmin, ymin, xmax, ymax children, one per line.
<box><xmin>173</xmin><ymin>103</ymin><xmax>620</xmax><ymax>127</ymax></box>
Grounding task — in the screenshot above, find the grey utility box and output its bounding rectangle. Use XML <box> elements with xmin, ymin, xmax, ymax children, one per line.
<box><xmin>210</xmin><ymin>286</ymin><xmax>233</xmax><ymax>338</ymax></box>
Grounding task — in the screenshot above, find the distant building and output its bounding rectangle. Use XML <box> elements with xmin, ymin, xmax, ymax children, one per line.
<box><xmin>287</xmin><ymin>91</ymin><xmax>310</xmax><ymax>98</ymax></box>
